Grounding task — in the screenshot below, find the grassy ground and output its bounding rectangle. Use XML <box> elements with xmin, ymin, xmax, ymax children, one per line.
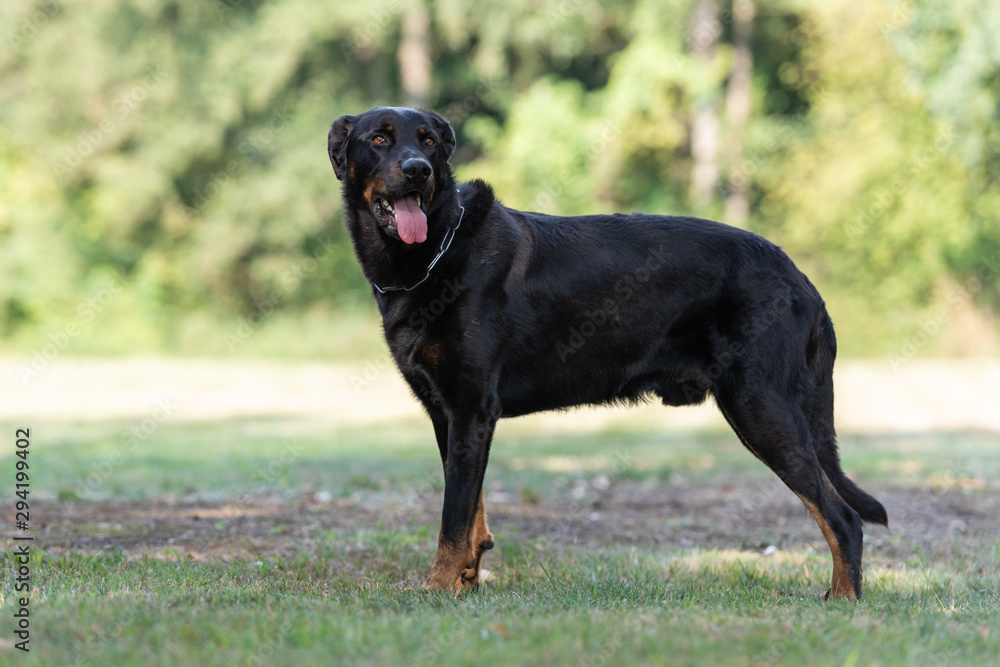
<box><xmin>2</xmin><ymin>414</ymin><xmax>999</xmax><ymax>665</ymax></box>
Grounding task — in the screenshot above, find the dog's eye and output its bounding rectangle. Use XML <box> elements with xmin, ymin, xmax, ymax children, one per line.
<box><xmin>423</xmin><ymin>137</ymin><xmax>435</xmax><ymax>147</ymax></box>
<box><xmin>372</xmin><ymin>135</ymin><xmax>387</xmax><ymax>145</ymax></box>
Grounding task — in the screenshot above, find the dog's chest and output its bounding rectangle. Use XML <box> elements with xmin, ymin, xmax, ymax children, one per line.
<box><xmin>415</xmin><ymin>342</ymin><xmax>446</xmax><ymax>372</ymax></box>
<box><xmin>384</xmin><ymin>319</ymin><xmax>447</xmax><ymax>377</ymax></box>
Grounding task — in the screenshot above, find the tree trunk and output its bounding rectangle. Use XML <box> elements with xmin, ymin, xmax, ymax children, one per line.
<box><xmin>724</xmin><ymin>0</ymin><xmax>755</xmax><ymax>226</ymax></box>
<box><xmin>398</xmin><ymin>1</ymin><xmax>431</xmax><ymax>107</ymax></box>
<box><xmin>688</xmin><ymin>0</ymin><xmax>722</xmax><ymax>209</ymax></box>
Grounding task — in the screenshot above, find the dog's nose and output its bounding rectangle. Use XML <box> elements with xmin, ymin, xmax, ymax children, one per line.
<box><xmin>401</xmin><ymin>158</ymin><xmax>432</xmax><ymax>182</ymax></box>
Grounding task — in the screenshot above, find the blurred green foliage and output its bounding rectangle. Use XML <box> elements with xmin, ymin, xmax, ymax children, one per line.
<box><xmin>0</xmin><ymin>0</ymin><xmax>997</xmax><ymax>357</ymax></box>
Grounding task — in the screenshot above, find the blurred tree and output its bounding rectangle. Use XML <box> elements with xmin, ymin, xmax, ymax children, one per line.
<box><xmin>688</xmin><ymin>0</ymin><xmax>722</xmax><ymax>209</ymax></box>
<box><xmin>755</xmin><ymin>1</ymin><xmax>990</xmax><ymax>353</ymax></box>
<box><xmin>891</xmin><ymin>0</ymin><xmax>1000</xmax><ymax>315</ymax></box>
<box><xmin>723</xmin><ymin>0</ymin><xmax>754</xmax><ymax>226</ymax></box>
<box><xmin>399</xmin><ymin>0</ymin><xmax>431</xmax><ymax>107</ymax></box>
<box><xmin>0</xmin><ymin>0</ymin><xmax>995</xmax><ymax>356</ymax></box>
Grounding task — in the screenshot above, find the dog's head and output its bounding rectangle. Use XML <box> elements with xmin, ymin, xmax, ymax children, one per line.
<box><xmin>328</xmin><ymin>107</ymin><xmax>456</xmax><ymax>245</ymax></box>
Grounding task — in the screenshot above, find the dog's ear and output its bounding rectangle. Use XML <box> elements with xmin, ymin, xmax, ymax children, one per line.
<box><xmin>328</xmin><ymin>115</ymin><xmax>355</xmax><ymax>181</ymax></box>
<box><xmin>427</xmin><ymin>111</ymin><xmax>456</xmax><ymax>160</ymax></box>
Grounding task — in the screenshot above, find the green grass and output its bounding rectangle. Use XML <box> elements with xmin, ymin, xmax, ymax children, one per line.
<box><xmin>2</xmin><ymin>416</ymin><xmax>999</xmax><ymax>665</ymax></box>
<box><xmin>4</xmin><ymin>542</ymin><xmax>998</xmax><ymax>666</ymax></box>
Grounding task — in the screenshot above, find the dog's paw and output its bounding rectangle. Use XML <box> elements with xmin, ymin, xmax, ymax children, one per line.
<box><xmin>822</xmin><ymin>587</ymin><xmax>860</xmax><ymax>602</ymax></box>
<box><xmin>459</xmin><ymin>567</ymin><xmax>494</xmax><ymax>589</ymax></box>
<box><xmin>460</xmin><ymin>566</ymin><xmax>479</xmax><ymax>587</ymax></box>
<box><xmin>424</xmin><ymin>571</ymin><xmax>465</xmax><ymax>593</ymax></box>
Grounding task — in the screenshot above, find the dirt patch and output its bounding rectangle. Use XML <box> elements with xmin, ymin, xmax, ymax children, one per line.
<box><xmin>22</xmin><ymin>480</ymin><xmax>999</xmax><ymax>568</ymax></box>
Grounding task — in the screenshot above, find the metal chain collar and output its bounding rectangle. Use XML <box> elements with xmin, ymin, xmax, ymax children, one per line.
<box><xmin>372</xmin><ymin>188</ymin><xmax>465</xmax><ymax>294</ymax></box>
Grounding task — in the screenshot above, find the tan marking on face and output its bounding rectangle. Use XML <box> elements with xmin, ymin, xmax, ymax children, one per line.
<box><xmin>796</xmin><ymin>493</ymin><xmax>858</xmax><ymax>600</ymax></box>
<box><xmin>363</xmin><ymin>177</ymin><xmax>385</xmax><ymax>207</ymax></box>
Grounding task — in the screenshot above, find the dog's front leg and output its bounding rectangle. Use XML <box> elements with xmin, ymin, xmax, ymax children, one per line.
<box><xmin>424</xmin><ymin>407</ymin><xmax>496</xmax><ymax>592</ymax></box>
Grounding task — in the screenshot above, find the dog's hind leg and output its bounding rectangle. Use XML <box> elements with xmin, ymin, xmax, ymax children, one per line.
<box><xmin>714</xmin><ymin>388</ymin><xmax>865</xmax><ymax>600</ymax></box>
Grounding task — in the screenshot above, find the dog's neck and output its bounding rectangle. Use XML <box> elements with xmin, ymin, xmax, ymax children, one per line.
<box><xmin>371</xmin><ymin>188</ymin><xmax>466</xmax><ymax>293</ymax></box>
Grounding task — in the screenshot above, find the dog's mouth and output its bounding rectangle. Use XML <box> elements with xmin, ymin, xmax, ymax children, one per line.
<box><xmin>372</xmin><ymin>192</ymin><xmax>428</xmax><ymax>244</ymax></box>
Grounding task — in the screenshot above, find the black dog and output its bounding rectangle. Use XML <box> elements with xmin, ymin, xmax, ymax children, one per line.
<box><xmin>328</xmin><ymin>106</ymin><xmax>887</xmax><ymax>599</ymax></box>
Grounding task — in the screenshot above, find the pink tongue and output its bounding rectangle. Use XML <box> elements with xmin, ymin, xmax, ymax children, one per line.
<box><xmin>394</xmin><ymin>194</ymin><xmax>427</xmax><ymax>244</ymax></box>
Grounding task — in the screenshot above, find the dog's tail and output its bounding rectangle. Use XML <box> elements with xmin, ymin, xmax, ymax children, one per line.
<box><xmin>807</xmin><ymin>308</ymin><xmax>889</xmax><ymax>526</ymax></box>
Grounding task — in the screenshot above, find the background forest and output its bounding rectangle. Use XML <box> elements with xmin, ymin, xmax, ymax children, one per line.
<box><xmin>1</xmin><ymin>0</ymin><xmax>998</xmax><ymax>358</ymax></box>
